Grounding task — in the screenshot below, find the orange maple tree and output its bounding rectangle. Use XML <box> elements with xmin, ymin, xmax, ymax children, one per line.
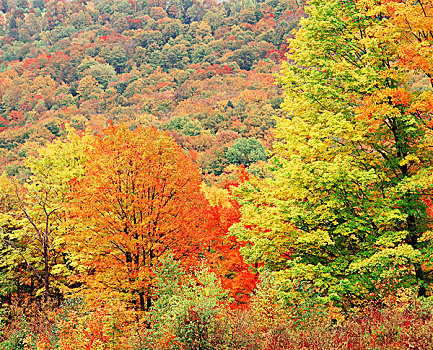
<box><xmin>65</xmin><ymin>124</ymin><xmax>208</xmax><ymax>311</ymax></box>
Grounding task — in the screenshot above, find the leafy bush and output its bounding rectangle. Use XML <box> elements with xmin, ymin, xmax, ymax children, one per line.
<box><xmin>259</xmin><ymin>299</ymin><xmax>433</xmax><ymax>350</ymax></box>
<box><xmin>0</xmin><ymin>317</ymin><xmax>28</xmax><ymax>350</ymax></box>
<box><xmin>149</xmin><ymin>255</ymin><xmax>230</xmax><ymax>349</ymax></box>
<box><xmin>3</xmin><ymin>271</ymin><xmax>433</xmax><ymax>350</ymax></box>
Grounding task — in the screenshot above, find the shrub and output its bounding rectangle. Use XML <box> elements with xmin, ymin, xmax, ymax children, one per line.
<box><xmin>149</xmin><ymin>255</ymin><xmax>230</xmax><ymax>349</ymax></box>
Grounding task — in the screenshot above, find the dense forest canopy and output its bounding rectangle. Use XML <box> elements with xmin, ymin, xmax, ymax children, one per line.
<box><xmin>0</xmin><ymin>0</ymin><xmax>305</xmax><ymax>183</ymax></box>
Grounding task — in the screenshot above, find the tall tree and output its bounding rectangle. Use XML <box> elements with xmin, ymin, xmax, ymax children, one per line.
<box><xmin>65</xmin><ymin>125</ymin><xmax>208</xmax><ymax>312</ymax></box>
<box><xmin>232</xmin><ymin>0</ymin><xmax>433</xmax><ymax>311</ymax></box>
<box><xmin>0</xmin><ymin>125</ymin><xmax>91</xmax><ymax>305</ymax></box>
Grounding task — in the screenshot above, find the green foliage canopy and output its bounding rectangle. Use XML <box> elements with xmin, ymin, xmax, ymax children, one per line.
<box><xmin>231</xmin><ymin>0</ymin><xmax>433</xmax><ymax>311</ymax></box>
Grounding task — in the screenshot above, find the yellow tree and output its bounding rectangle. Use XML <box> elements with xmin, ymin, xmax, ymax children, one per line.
<box><xmin>0</xmin><ymin>125</ymin><xmax>92</xmax><ymax>304</ymax></box>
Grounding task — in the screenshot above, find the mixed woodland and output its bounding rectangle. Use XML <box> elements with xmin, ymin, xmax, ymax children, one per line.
<box><xmin>0</xmin><ymin>0</ymin><xmax>433</xmax><ymax>349</ymax></box>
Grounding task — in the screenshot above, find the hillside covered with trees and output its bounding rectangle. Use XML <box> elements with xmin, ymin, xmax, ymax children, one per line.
<box><xmin>0</xmin><ymin>0</ymin><xmax>304</xmax><ymax>183</ymax></box>
<box><xmin>2</xmin><ymin>0</ymin><xmax>433</xmax><ymax>349</ymax></box>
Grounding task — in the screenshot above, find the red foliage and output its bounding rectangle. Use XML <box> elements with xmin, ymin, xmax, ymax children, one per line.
<box><xmin>22</xmin><ymin>58</ymin><xmax>40</xmax><ymax>70</ymax></box>
<box><xmin>265</xmin><ymin>49</ymin><xmax>286</xmax><ymax>62</ymax></box>
<box><xmin>8</xmin><ymin>110</ymin><xmax>25</xmax><ymax>125</ymax></box>
<box><xmin>203</xmin><ymin>167</ymin><xmax>257</xmax><ymax>306</ymax></box>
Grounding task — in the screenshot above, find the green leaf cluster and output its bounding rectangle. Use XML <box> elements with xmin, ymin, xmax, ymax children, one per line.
<box><xmin>231</xmin><ymin>0</ymin><xmax>433</xmax><ymax>311</ymax></box>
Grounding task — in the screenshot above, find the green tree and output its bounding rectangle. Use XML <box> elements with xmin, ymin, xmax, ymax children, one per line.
<box><xmin>100</xmin><ymin>46</ymin><xmax>129</xmax><ymax>74</ymax></box>
<box><xmin>232</xmin><ymin>46</ymin><xmax>257</xmax><ymax>70</ymax></box>
<box><xmin>85</xmin><ymin>63</ymin><xmax>117</xmax><ymax>89</ymax></box>
<box><xmin>226</xmin><ymin>137</ymin><xmax>266</xmax><ymax>167</ymax></box>
<box><xmin>232</xmin><ymin>0</ymin><xmax>433</xmax><ymax>311</ymax></box>
<box><xmin>150</xmin><ymin>255</ymin><xmax>229</xmax><ymax>349</ymax></box>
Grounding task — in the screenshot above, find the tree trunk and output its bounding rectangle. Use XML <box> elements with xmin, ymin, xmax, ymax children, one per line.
<box><xmin>415</xmin><ymin>263</ymin><xmax>426</xmax><ymax>297</ymax></box>
<box><xmin>139</xmin><ymin>292</ymin><xmax>145</xmax><ymax>311</ymax></box>
<box><xmin>43</xmin><ymin>240</ymin><xmax>50</xmax><ymax>304</ymax></box>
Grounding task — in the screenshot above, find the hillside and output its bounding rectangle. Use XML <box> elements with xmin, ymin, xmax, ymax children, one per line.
<box><xmin>0</xmin><ymin>0</ymin><xmax>304</xmax><ymax>181</ymax></box>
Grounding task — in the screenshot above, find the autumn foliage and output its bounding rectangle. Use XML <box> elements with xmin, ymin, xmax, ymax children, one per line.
<box><xmin>64</xmin><ymin>125</ymin><xmax>209</xmax><ymax>312</ymax></box>
<box><xmin>4</xmin><ymin>0</ymin><xmax>433</xmax><ymax>348</ymax></box>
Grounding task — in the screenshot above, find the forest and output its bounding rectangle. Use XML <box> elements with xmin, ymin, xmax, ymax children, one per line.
<box><xmin>0</xmin><ymin>0</ymin><xmax>433</xmax><ymax>349</ymax></box>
